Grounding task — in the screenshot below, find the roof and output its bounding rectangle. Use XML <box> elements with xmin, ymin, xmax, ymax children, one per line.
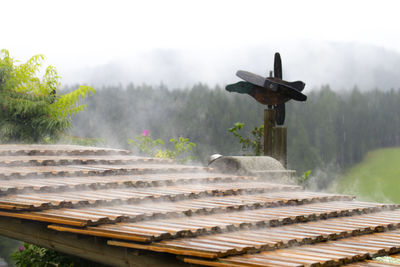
<box><xmin>0</xmin><ymin>144</ymin><xmax>399</xmax><ymax>266</ymax></box>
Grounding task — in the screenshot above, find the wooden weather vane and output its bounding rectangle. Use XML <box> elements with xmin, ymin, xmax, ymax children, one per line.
<box><xmin>226</xmin><ymin>52</ymin><xmax>306</xmax><ymax>125</ymax></box>
<box><xmin>226</xmin><ymin>52</ymin><xmax>307</xmax><ymax>166</ymax></box>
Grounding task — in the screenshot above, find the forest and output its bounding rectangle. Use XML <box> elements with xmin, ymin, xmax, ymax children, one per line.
<box><xmin>69</xmin><ymin>83</ymin><xmax>400</xmax><ymax>188</ymax></box>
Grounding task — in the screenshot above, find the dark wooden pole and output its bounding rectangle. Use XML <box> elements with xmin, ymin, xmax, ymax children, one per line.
<box><xmin>271</xmin><ymin>53</ymin><xmax>287</xmax><ymax>168</ymax></box>
<box><xmin>272</xmin><ymin>126</ymin><xmax>287</xmax><ymax>168</ymax></box>
<box><xmin>264</xmin><ymin>108</ymin><xmax>276</xmax><ymax>156</ymax></box>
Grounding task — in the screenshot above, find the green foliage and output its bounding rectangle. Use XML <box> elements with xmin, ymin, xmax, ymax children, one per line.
<box><xmin>12</xmin><ymin>243</ymin><xmax>105</xmax><ymax>267</ymax></box>
<box><xmin>128</xmin><ymin>132</ymin><xmax>196</xmax><ymax>163</ymax></box>
<box><xmin>228</xmin><ymin>122</ymin><xmax>264</xmax><ymax>156</ymax></box>
<box><xmin>297</xmin><ymin>170</ymin><xmax>311</xmax><ymax>186</ymax></box>
<box><xmin>0</xmin><ymin>49</ymin><xmax>94</xmax><ymax>143</ymax></box>
<box><xmin>155</xmin><ymin>137</ymin><xmax>196</xmax><ymax>163</ymax></box>
<box><xmin>333</xmin><ymin>147</ymin><xmax>400</xmax><ymax>203</ymax></box>
<box><xmin>128</xmin><ymin>134</ymin><xmax>165</xmax><ymax>156</ymax></box>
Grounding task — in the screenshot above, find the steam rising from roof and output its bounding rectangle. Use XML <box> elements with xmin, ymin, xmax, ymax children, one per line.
<box><xmin>62</xmin><ymin>42</ymin><xmax>400</xmax><ymax>91</ymax></box>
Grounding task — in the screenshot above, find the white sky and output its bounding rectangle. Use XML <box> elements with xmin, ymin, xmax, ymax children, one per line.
<box><xmin>2</xmin><ymin>0</ymin><xmax>400</xmax><ymax>75</ymax></box>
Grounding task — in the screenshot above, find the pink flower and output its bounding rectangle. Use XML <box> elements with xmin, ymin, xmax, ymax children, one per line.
<box><xmin>19</xmin><ymin>245</ymin><xmax>24</xmax><ymax>252</ymax></box>
<box><xmin>142</xmin><ymin>129</ymin><xmax>149</xmax><ymax>137</ymax></box>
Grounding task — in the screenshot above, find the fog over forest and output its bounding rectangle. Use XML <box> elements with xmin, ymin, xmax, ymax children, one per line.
<box><xmin>62</xmin><ymin>41</ymin><xmax>400</xmax><ymax>91</ymax></box>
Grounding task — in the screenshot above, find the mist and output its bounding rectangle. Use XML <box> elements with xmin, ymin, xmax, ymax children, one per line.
<box><xmin>62</xmin><ymin>41</ymin><xmax>400</xmax><ymax>91</ymax></box>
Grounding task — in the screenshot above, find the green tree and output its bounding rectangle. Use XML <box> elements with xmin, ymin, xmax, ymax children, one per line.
<box><xmin>0</xmin><ymin>49</ymin><xmax>94</xmax><ymax>143</ymax></box>
<box><xmin>228</xmin><ymin>122</ymin><xmax>264</xmax><ymax>156</ymax></box>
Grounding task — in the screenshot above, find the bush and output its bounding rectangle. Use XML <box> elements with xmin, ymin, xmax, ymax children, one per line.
<box><xmin>12</xmin><ymin>243</ymin><xmax>106</xmax><ymax>267</ymax></box>
<box><xmin>128</xmin><ymin>130</ymin><xmax>196</xmax><ymax>163</ymax></box>
<box><xmin>0</xmin><ymin>49</ymin><xmax>94</xmax><ymax>143</ymax></box>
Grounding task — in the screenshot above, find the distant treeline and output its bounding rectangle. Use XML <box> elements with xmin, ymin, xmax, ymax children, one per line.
<box><xmin>69</xmin><ymin>83</ymin><xmax>400</xmax><ymax>175</ymax></box>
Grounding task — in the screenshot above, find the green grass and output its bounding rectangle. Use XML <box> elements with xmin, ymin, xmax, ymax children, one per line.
<box><xmin>333</xmin><ymin>147</ymin><xmax>400</xmax><ymax>203</ymax></box>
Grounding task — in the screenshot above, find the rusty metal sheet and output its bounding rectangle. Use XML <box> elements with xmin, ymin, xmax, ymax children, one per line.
<box><xmin>0</xmin><ymin>164</ymin><xmax>211</xmax><ymax>179</ymax></box>
<box><xmin>0</xmin><ymin>144</ymin><xmax>131</xmax><ymax>156</ymax></box>
<box><xmin>0</xmin><ymin>182</ymin><xmax>303</xmax><ymax>210</ymax></box>
<box><xmin>125</xmin><ymin>209</ymin><xmax>400</xmax><ymax>258</ymax></box>
<box><xmin>0</xmin><ymin>173</ymin><xmax>261</xmax><ymax>195</ymax></box>
<box><xmin>2</xmin><ymin>144</ymin><xmax>400</xmax><ymax>267</ymax></box>
<box><xmin>11</xmin><ymin>191</ymin><xmax>354</xmax><ymax>226</ymax></box>
<box><xmin>184</xmin><ymin>256</ymin><xmax>295</xmax><ymax>266</ymax></box>
<box><xmin>110</xmin><ymin>240</ymin><xmax>221</xmax><ymax>259</ymax></box>
<box><xmin>201</xmin><ymin>230</ymin><xmax>400</xmax><ymax>267</ymax></box>
<box><xmin>50</xmin><ymin>225</ymin><xmax>150</xmax><ymax>243</ymax></box>
<box><xmin>46</xmin><ymin>201</ymin><xmax>397</xmax><ymax>243</ymax></box>
<box><xmin>0</xmin><ymin>155</ymin><xmax>174</xmax><ymax>166</ymax></box>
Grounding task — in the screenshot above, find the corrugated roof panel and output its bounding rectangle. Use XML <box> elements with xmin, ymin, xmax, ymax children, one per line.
<box><xmin>0</xmin><ymin>144</ymin><xmax>398</xmax><ymax>267</ymax></box>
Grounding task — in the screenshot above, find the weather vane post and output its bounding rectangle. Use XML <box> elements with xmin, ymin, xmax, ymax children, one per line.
<box><xmin>226</xmin><ymin>52</ymin><xmax>307</xmax><ymax>167</ymax></box>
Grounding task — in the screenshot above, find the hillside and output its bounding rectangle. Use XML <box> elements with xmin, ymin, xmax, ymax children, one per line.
<box><xmin>333</xmin><ymin>147</ymin><xmax>400</xmax><ymax>203</ymax></box>
<box><xmin>62</xmin><ymin>42</ymin><xmax>400</xmax><ymax>91</ymax></box>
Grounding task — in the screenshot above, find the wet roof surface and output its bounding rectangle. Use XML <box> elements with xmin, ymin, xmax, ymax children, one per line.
<box><xmin>0</xmin><ymin>144</ymin><xmax>399</xmax><ymax>266</ymax></box>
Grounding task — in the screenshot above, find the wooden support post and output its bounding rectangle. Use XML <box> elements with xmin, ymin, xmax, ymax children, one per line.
<box><xmin>272</xmin><ymin>126</ymin><xmax>287</xmax><ymax>168</ymax></box>
<box><xmin>264</xmin><ymin>108</ymin><xmax>287</xmax><ymax>168</ymax></box>
<box><xmin>264</xmin><ymin>109</ymin><xmax>276</xmax><ymax>156</ymax></box>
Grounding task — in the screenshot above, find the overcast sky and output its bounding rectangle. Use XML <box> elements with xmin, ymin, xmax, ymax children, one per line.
<box><xmin>2</xmin><ymin>0</ymin><xmax>400</xmax><ymax>87</ymax></box>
